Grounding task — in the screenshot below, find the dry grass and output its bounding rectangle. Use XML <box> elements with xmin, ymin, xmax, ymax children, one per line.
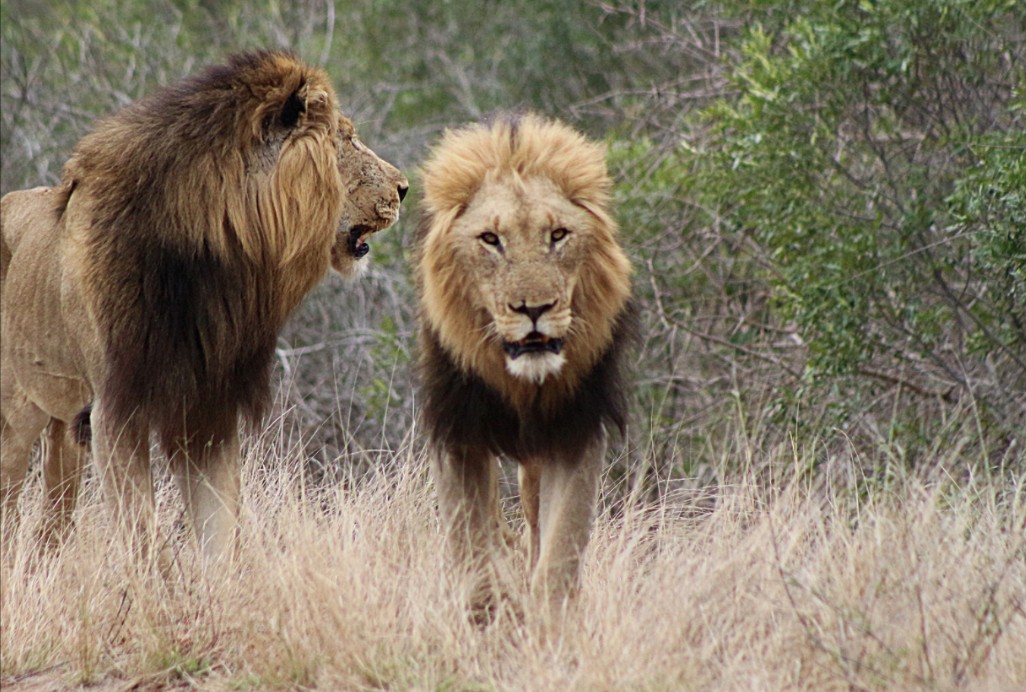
<box><xmin>2</xmin><ymin>430</ymin><xmax>1024</xmax><ymax>691</ymax></box>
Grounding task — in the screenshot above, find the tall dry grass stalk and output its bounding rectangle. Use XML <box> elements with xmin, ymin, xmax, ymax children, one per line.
<box><xmin>2</xmin><ymin>428</ymin><xmax>1024</xmax><ymax>690</ymax></box>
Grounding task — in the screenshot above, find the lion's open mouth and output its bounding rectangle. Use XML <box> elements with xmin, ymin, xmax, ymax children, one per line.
<box><xmin>502</xmin><ymin>332</ymin><xmax>564</xmax><ymax>359</ymax></box>
<box><xmin>347</xmin><ymin>224</ymin><xmax>376</xmax><ymax>258</ymax></box>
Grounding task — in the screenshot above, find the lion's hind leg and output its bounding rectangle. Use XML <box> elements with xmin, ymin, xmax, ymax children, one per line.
<box><xmin>38</xmin><ymin>418</ymin><xmax>87</xmax><ymax>548</ymax></box>
<box><xmin>518</xmin><ymin>462</ymin><xmax>542</xmax><ymax>572</ymax></box>
<box><xmin>0</xmin><ymin>387</ymin><xmax>50</xmax><ymax>547</ymax></box>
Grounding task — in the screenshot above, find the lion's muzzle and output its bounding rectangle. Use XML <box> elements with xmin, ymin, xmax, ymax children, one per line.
<box><xmin>342</xmin><ymin>181</ymin><xmax>407</xmax><ymax>260</ymax></box>
<box><xmin>496</xmin><ymin>299</ymin><xmax>571</xmax><ymax>382</ymax></box>
<box><xmin>502</xmin><ymin>333</ymin><xmax>564</xmax><ymax>359</ymax></box>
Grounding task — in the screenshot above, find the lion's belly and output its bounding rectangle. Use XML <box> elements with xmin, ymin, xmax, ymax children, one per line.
<box><xmin>1</xmin><ymin>215</ymin><xmax>91</xmax><ymax>421</ymax></box>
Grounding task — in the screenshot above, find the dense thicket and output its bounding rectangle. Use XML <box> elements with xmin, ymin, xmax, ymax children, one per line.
<box><xmin>2</xmin><ymin>0</ymin><xmax>1023</xmax><ymax>488</ymax></box>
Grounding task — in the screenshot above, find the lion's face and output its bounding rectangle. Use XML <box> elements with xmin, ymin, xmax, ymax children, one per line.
<box><xmin>330</xmin><ymin>115</ymin><xmax>408</xmax><ymax>278</ymax></box>
<box><xmin>447</xmin><ymin>175</ymin><xmax>606</xmax><ymax>383</ymax></box>
<box><xmin>419</xmin><ymin>118</ymin><xmax>632</xmax><ymax>404</ymax></box>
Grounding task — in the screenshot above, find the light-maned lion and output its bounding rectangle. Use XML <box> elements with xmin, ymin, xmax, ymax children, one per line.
<box><xmin>0</xmin><ymin>51</ymin><xmax>408</xmax><ymax>562</ymax></box>
<box><xmin>415</xmin><ymin>113</ymin><xmax>634</xmax><ymax>619</ymax></box>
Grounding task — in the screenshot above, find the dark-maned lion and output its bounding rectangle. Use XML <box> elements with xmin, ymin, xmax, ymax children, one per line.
<box><xmin>415</xmin><ymin>113</ymin><xmax>635</xmax><ymax>620</ymax></box>
<box><xmin>0</xmin><ymin>51</ymin><xmax>408</xmax><ymax>562</ymax></box>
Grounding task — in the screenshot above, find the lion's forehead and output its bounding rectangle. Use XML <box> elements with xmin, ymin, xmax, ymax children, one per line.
<box><xmin>459</xmin><ymin>176</ymin><xmax>592</xmax><ymax>242</ymax></box>
<box><xmin>337</xmin><ymin>133</ymin><xmax>392</xmax><ymax>175</ymax></box>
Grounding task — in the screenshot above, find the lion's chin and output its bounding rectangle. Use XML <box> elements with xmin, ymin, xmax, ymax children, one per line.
<box><xmin>504</xmin><ymin>351</ymin><xmax>566</xmax><ymax>384</ymax></box>
<box><xmin>331</xmin><ymin>222</ymin><xmax>391</xmax><ymax>278</ymax></box>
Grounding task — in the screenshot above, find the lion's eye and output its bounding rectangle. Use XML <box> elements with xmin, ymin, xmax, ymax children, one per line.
<box><xmin>550</xmin><ymin>227</ymin><xmax>570</xmax><ymax>243</ymax></box>
<box><xmin>479</xmin><ymin>231</ymin><xmax>502</xmax><ymax>248</ymax></box>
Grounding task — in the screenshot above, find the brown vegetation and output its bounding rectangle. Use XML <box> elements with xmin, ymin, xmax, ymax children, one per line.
<box><xmin>1</xmin><ymin>435</ymin><xmax>1023</xmax><ymax>689</ymax></box>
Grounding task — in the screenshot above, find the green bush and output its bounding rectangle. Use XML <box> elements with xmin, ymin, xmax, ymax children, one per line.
<box><xmin>684</xmin><ymin>0</ymin><xmax>1025</xmax><ymax>455</ymax></box>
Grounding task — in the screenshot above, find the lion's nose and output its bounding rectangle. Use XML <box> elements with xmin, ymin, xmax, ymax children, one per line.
<box><xmin>511</xmin><ymin>301</ymin><xmax>555</xmax><ymax>323</ymax></box>
<box><xmin>397</xmin><ymin>184</ymin><xmax>408</xmax><ymax>202</ymax></box>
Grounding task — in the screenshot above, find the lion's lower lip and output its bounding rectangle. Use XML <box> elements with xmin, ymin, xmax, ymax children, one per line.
<box><xmin>502</xmin><ymin>334</ymin><xmax>564</xmax><ymax>359</ymax></box>
<box><xmin>348</xmin><ymin>224</ymin><xmax>373</xmax><ymax>258</ymax></box>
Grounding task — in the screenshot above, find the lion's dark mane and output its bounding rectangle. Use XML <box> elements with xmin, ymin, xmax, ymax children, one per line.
<box><xmin>68</xmin><ymin>51</ymin><xmax>307</xmax><ymax>452</ymax></box>
<box><xmin>419</xmin><ymin>305</ymin><xmax>637</xmax><ymax>462</ymax></box>
<box><xmin>91</xmin><ymin>230</ymin><xmax>278</xmax><ymax>451</ymax></box>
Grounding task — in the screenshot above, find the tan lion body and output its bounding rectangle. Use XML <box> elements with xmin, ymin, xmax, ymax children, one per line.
<box><xmin>416</xmin><ymin>114</ymin><xmax>634</xmax><ymax>620</ymax></box>
<box><xmin>0</xmin><ymin>51</ymin><xmax>407</xmax><ymax>561</ymax></box>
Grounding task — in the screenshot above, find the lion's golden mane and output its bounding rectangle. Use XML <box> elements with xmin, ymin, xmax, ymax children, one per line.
<box><xmin>416</xmin><ymin>113</ymin><xmax>635</xmax><ymax>459</ymax></box>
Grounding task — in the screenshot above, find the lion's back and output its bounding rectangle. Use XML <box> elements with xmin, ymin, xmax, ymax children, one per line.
<box><xmin>1</xmin><ymin>187</ymin><xmax>59</xmax><ymax>290</ymax></box>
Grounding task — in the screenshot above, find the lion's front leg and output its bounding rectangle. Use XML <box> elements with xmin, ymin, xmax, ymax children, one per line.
<box><xmin>90</xmin><ymin>401</ymin><xmax>162</xmax><ymax>569</ymax></box>
<box><xmin>171</xmin><ymin>429</ymin><xmax>241</xmax><ymax>566</ymax></box>
<box><xmin>530</xmin><ymin>431</ymin><xmax>605</xmax><ymax>621</ymax></box>
<box><xmin>431</xmin><ymin>443</ymin><xmax>510</xmax><ymax>621</ymax></box>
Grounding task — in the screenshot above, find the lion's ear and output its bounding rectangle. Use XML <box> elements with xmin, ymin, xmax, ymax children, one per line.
<box><xmin>262</xmin><ymin>84</ymin><xmax>307</xmax><ymax>138</ymax></box>
<box><xmin>279</xmin><ymin>86</ymin><xmax>306</xmax><ymax>130</ymax></box>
